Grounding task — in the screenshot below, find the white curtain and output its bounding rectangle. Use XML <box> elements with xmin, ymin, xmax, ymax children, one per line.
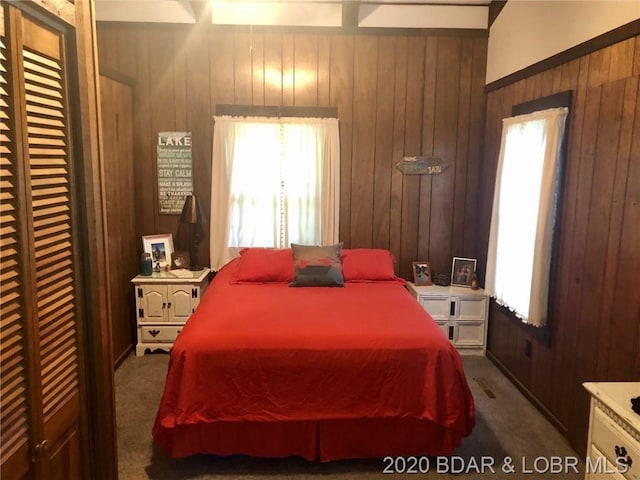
<box><xmin>210</xmin><ymin>115</ymin><xmax>340</xmax><ymax>269</ymax></box>
<box><xmin>485</xmin><ymin>107</ymin><xmax>568</xmax><ymax>327</ymax></box>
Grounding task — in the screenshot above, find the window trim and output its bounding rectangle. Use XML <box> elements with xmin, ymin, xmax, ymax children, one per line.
<box><xmin>216</xmin><ymin>104</ymin><xmax>338</xmax><ymax>119</ymax></box>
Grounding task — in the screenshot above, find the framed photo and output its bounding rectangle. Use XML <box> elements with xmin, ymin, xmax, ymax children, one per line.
<box><xmin>451</xmin><ymin>257</ymin><xmax>477</xmax><ymax>287</ymax></box>
<box><xmin>142</xmin><ymin>234</ymin><xmax>174</xmax><ymax>269</ymax></box>
<box><xmin>171</xmin><ymin>251</ymin><xmax>190</xmax><ymax>270</ymax></box>
<box><xmin>412</xmin><ymin>261</ymin><xmax>433</xmax><ymax>286</ymax></box>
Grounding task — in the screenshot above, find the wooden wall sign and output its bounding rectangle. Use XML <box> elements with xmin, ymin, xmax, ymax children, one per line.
<box><xmin>157</xmin><ymin>131</ymin><xmax>193</xmax><ymax>214</ymax></box>
<box><xmin>396</xmin><ymin>156</ymin><xmax>449</xmax><ymax>175</ymax></box>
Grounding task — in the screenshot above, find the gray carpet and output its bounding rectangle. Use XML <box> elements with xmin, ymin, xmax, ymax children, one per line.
<box><xmin>115</xmin><ymin>352</ymin><xmax>582</xmax><ymax>479</ymax></box>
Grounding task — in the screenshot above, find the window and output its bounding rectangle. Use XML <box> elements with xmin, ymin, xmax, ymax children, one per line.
<box><xmin>485</xmin><ymin>106</ymin><xmax>569</xmax><ymax>327</ymax></box>
<box><xmin>210</xmin><ymin>115</ymin><xmax>340</xmax><ymax>268</ymax></box>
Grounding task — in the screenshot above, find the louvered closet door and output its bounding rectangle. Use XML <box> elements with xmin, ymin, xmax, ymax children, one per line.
<box><xmin>0</xmin><ymin>28</ymin><xmax>32</xmax><ymax>480</ymax></box>
<box><xmin>1</xmin><ymin>7</ymin><xmax>85</xmax><ymax>480</ymax></box>
<box><xmin>21</xmin><ymin>14</ymin><xmax>83</xmax><ymax>479</ymax></box>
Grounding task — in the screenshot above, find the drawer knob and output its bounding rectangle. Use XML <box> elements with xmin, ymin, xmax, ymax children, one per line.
<box><xmin>615</xmin><ymin>445</ymin><xmax>633</xmax><ymax>468</ymax></box>
<box><xmin>149</xmin><ymin>329</ymin><xmax>160</xmax><ymax>337</ymax></box>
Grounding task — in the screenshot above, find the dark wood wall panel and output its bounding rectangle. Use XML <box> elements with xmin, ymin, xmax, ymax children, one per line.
<box><xmin>399</xmin><ymin>36</ymin><xmax>426</xmax><ymax>276</ymax></box>
<box><xmin>185</xmin><ymin>29</ymin><xmax>213</xmax><ymax>252</ymax></box>
<box><xmin>350</xmin><ymin>35</ymin><xmax>378</xmax><ymax>248</ymax></box>
<box><xmin>372</xmin><ymin>37</ymin><xmax>395</xmax><ymax>250</ymax></box>
<box><xmin>600</xmin><ymin>77</ymin><xmax>638</xmax><ymax>379</ymax></box>
<box><xmin>479</xmin><ymin>35</ymin><xmax>640</xmax><ymax>455</ymax></box>
<box><xmin>100</xmin><ymin>75</ymin><xmax>137</xmax><ymax>367</ymax></box>
<box><xmin>389</xmin><ymin>37</ymin><xmax>408</xmax><ymax>262</ymax></box>
<box><xmin>132</xmin><ymin>30</ymin><xmax>154</xmax><ymax>239</ymax></box>
<box><xmin>329</xmin><ymin>34</ymin><xmax>354</xmax><ymax>249</ymax></box>
<box><xmin>96</xmin><ymin>24</ymin><xmax>487</xmax><ymax>279</ymax></box>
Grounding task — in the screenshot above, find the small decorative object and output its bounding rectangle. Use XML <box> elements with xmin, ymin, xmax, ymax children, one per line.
<box><xmin>433</xmin><ymin>273</ymin><xmax>450</xmax><ymax>286</ymax></box>
<box><xmin>471</xmin><ymin>273</ymin><xmax>479</xmax><ymax>290</ymax></box>
<box><xmin>396</xmin><ymin>156</ymin><xmax>449</xmax><ymax>175</ymax></box>
<box><xmin>139</xmin><ymin>253</ymin><xmax>153</xmax><ymax>276</ymax></box>
<box><xmin>451</xmin><ymin>257</ymin><xmax>477</xmax><ymax>288</ymax></box>
<box><xmin>412</xmin><ymin>261</ymin><xmax>433</xmax><ymax>286</ymax></box>
<box><xmin>171</xmin><ymin>251</ymin><xmax>190</xmax><ymax>270</ymax></box>
<box><xmin>179</xmin><ymin>194</ymin><xmax>206</xmax><ymax>271</ymax></box>
<box><xmin>142</xmin><ymin>233</ymin><xmax>174</xmax><ymax>269</ymax></box>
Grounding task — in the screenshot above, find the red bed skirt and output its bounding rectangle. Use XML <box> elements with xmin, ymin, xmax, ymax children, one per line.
<box><xmin>158</xmin><ymin>417</ymin><xmax>461</xmax><ymax>461</ymax></box>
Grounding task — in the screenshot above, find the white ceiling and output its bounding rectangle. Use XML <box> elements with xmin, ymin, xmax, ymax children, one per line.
<box><xmin>94</xmin><ymin>0</ymin><xmax>491</xmax><ymax>29</ymax></box>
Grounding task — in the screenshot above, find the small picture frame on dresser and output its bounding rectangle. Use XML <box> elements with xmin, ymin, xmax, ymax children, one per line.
<box><xmin>451</xmin><ymin>257</ymin><xmax>477</xmax><ymax>287</ymax></box>
<box><xmin>171</xmin><ymin>251</ymin><xmax>190</xmax><ymax>270</ymax></box>
<box><xmin>412</xmin><ymin>261</ymin><xmax>433</xmax><ymax>286</ymax></box>
<box><xmin>142</xmin><ymin>233</ymin><xmax>174</xmax><ymax>269</ymax></box>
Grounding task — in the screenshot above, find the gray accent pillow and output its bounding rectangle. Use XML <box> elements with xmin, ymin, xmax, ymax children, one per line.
<box><xmin>289</xmin><ymin>243</ymin><xmax>345</xmax><ymax>287</ymax></box>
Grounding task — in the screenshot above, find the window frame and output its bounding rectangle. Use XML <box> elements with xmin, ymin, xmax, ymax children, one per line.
<box><xmin>209</xmin><ymin>106</ymin><xmax>340</xmax><ymax>268</ymax></box>
<box><xmin>492</xmin><ymin>90</ymin><xmax>572</xmax><ymax>345</ymax></box>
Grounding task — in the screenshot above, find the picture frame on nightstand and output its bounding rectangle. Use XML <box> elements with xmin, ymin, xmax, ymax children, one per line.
<box><xmin>142</xmin><ymin>233</ymin><xmax>174</xmax><ymax>269</ymax></box>
<box><xmin>451</xmin><ymin>257</ymin><xmax>477</xmax><ymax>287</ymax></box>
<box><xmin>171</xmin><ymin>250</ymin><xmax>190</xmax><ymax>270</ymax></box>
<box><xmin>412</xmin><ymin>261</ymin><xmax>433</xmax><ymax>286</ymax></box>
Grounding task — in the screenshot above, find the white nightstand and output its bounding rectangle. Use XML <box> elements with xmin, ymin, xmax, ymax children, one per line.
<box><xmin>131</xmin><ymin>268</ymin><xmax>210</xmax><ymax>356</ymax></box>
<box><xmin>407</xmin><ymin>283</ymin><xmax>488</xmax><ymax>355</ymax></box>
<box><xmin>583</xmin><ymin>382</ymin><xmax>640</xmax><ymax>480</ymax></box>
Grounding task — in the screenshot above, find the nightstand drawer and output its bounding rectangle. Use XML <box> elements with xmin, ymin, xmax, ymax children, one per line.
<box><xmin>140</xmin><ymin>326</ymin><xmax>183</xmax><ymax>343</ymax></box>
<box><xmin>454</xmin><ymin>321</ymin><xmax>485</xmax><ymax>347</ymax></box>
<box><xmin>435</xmin><ymin>321</ymin><xmax>449</xmax><ymax>339</ymax></box>
<box><xmin>592</xmin><ymin>407</ymin><xmax>638</xmax><ymax>480</ymax></box>
<box><xmin>588</xmin><ymin>444</ymin><xmax>627</xmax><ymax>480</ymax></box>
<box><xmin>418</xmin><ymin>296</ymin><xmax>450</xmax><ymax>321</ymax></box>
<box><xmin>457</xmin><ymin>297</ymin><xmax>487</xmax><ymax>321</ymax></box>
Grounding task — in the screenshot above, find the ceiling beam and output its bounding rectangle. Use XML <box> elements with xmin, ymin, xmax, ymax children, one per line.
<box><xmin>488</xmin><ymin>0</ymin><xmax>507</xmax><ymax>27</ymax></box>
<box><xmin>342</xmin><ymin>1</ymin><xmax>360</xmax><ymax>28</ymax></box>
<box><xmin>191</xmin><ymin>0</ymin><xmax>211</xmax><ymax>24</ymax></box>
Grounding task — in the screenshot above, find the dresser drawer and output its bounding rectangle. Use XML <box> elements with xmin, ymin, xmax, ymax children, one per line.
<box><xmin>418</xmin><ymin>295</ymin><xmax>450</xmax><ymax>321</ymax></box>
<box><xmin>140</xmin><ymin>325</ymin><xmax>183</xmax><ymax>343</ymax></box>
<box><xmin>592</xmin><ymin>407</ymin><xmax>639</xmax><ymax>480</ymax></box>
<box><xmin>587</xmin><ymin>444</ymin><xmax>627</xmax><ymax>480</ymax></box>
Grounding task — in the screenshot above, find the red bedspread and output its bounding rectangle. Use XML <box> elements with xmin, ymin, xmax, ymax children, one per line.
<box><xmin>152</xmin><ymin>259</ymin><xmax>475</xmax><ymax>459</ymax></box>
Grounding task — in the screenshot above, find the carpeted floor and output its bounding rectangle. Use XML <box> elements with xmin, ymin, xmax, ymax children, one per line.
<box><xmin>115</xmin><ymin>352</ymin><xmax>583</xmax><ymax>479</ymax></box>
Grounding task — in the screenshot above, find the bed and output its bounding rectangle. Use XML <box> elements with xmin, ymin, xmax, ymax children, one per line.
<box><xmin>152</xmin><ymin>246</ymin><xmax>475</xmax><ymax>461</ymax></box>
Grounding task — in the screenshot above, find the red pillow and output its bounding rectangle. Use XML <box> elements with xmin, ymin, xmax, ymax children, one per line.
<box><xmin>234</xmin><ymin>248</ymin><xmax>294</xmax><ymax>283</ymax></box>
<box><xmin>341</xmin><ymin>248</ymin><xmax>398</xmax><ymax>282</ymax></box>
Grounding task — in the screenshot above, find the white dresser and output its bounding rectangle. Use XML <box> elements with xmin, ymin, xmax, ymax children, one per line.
<box><xmin>131</xmin><ymin>268</ymin><xmax>210</xmax><ymax>356</ymax></box>
<box><xmin>583</xmin><ymin>382</ymin><xmax>640</xmax><ymax>480</ymax></box>
<box><xmin>407</xmin><ymin>283</ymin><xmax>488</xmax><ymax>355</ymax></box>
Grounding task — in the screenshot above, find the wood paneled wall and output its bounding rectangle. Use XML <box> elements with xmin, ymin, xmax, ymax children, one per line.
<box><xmin>100</xmin><ymin>75</ymin><xmax>138</xmax><ymax>366</ymax></box>
<box><xmin>479</xmin><ymin>35</ymin><xmax>640</xmax><ymax>455</ymax></box>
<box><xmin>96</xmin><ymin>24</ymin><xmax>487</xmax><ymax>279</ymax></box>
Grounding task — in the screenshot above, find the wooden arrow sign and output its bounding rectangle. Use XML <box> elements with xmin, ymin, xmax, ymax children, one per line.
<box><xmin>396</xmin><ymin>156</ymin><xmax>448</xmax><ymax>175</ymax></box>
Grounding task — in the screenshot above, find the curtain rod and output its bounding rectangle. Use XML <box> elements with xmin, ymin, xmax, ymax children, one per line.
<box><xmin>215</xmin><ymin>104</ymin><xmax>338</xmax><ymax>118</ymax></box>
